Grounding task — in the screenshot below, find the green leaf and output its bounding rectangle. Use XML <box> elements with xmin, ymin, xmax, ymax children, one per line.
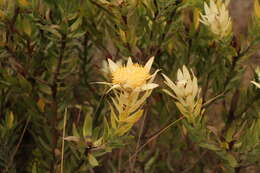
<box><xmin>40</xmin><ymin>25</ymin><xmax>62</xmax><ymax>38</ymax></box>
<box><xmin>72</xmin><ymin>123</ymin><xmax>80</xmax><ymax>137</ymax></box>
<box><xmin>110</xmin><ymin>105</ymin><xmax>118</xmax><ymax>129</ymax></box>
<box><xmin>6</xmin><ymin>112</ymin><xmax>14</xmax><ymax>129</ymax></box>
<box><xmin>18</xmin><ymin>74</ymin><xmax>32</xmax><ymax>92</ymax></box>
<box><xmin>22</xmin><ymin>17</ymin><xmax>32</xmax><ymax>36</ymax></box>
<box><xmin>123</xmin><ymin>109</ymin><xmax>143</xmax><ymax>124</ymax></box>
<box><xmin>115</xmin><ymin>124</ymin><xmax>133</xmax><ymax>136</ymax></box>
<box><xmin>88</xmin><ymin>154</ymin><xmax>99</xmax><ymax>167</ymax></box>
<box><xmin>199</xmin><ymin>143</ymin><xmax>221</xmax><ymax>151</ymax></box>
<box><xmin>224</xmin><ymin>153</ymin><xmax>238</xmax><ymax>168</ymax></box>
<box><xmin>83</xmin><ymin>114</ymin><xmax>93</xmax><ymax>137</ymax></box>
<box><xmin>38</xmin><ymin>137</ymin><xmax>52</xmax><ymax>152</ymax></box>
<box><xmin>70</xmin><ymin>16</ymin><xmax>82</xmax><ymax>32</ymax></box>
<box><xmin>218</xmin><ymin>151</ymin><xmax>238</xmax><ymax>168</ymax></box>
<box><xmin>31</xmin><ymin>162</ymin><xmax>37</xmax><ymax>173</ymax></box>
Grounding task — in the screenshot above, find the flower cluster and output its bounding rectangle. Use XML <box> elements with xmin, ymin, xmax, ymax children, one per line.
<box><xmin>101</xmin><ymin>56</ymin><xmax>205</xmax><ymax>133</ymax></box>
<box><xmin>200</xmin><ymin>0</ymin><xmax>232</xmax><ymax>38</ymax></box>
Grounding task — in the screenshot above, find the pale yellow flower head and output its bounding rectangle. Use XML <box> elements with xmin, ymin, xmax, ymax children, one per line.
<box><xmin>200</xmin><ymin>0</ymin><xmax>232</xmax><ymax>38</ymax></box>
<box><xmin>107</xmin><ymin>57</ymin><xmax>159</xmax><ymax>92</ymax></box>
<box><xmin>162</xmin><ymin>66</ymin><xmax>199</xmax><ymax>101</ymax></box>
<box><xmin>112</xmin><ymin>64</ymin><xmax>150</xmax><ymax>89</ymax></box>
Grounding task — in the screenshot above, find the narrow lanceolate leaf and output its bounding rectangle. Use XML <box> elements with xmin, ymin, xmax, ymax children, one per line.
<box><xmin>22</xmin><ymin>18</ymin><xmax>32</xmax><ymax>36</ymax></box>
<box><xmin>128</xmin><ymin>91</ymin><xmax>151</xmax><ymax>113</ymax></box>
<box><xmin>162</xmin><ymin>89</ymin><xmax>178</xmax><ymax>100</ymax></box>
<box><xmin>31</xmin><ymin>162</ymin><xmax>37</xmax><ymax>173</ymax></box>
<box><xmin>115</xmin><ymin>124</ymin><xmax>133</xmax><ymax>136</ymax></box>
<box><xmin>70</xmin><ymin>16</ymin><xmax>82</xmax><ymax>32</ymax></box>
<box><xmin>193</xmin><ymin>98</ymin><xmax>203</xmax><ymax>117</ymax></box>
<box><xmin>111</xmin><ymin>97</ymin><xmax>121</xmax><ymax>113</ymax></box>
<box><xmin>109</xmin><ymin>104</ymin><xmax>118</xmax><ymax>129</ymax></box>
<box><xmin>123</xmin><ymin>109</ymin><xmax>144</xmax><ymax>124</ymax></box>
<box><xmin>72</xmin><ymin>123</ymin><xmax>80</xmax><ymax>137</ymax></box>
<box><xmin>175</xmin><ymin>102</ymin><xmax>189</xmax><ymax>117</ymax></box>
<box><xmin>194</xmin><ymin>8</ymin><xmax>200</xmax><ymax>30</ymax></box>
<box><xmin>7</xmin><ymin>112</ymin><xmax>14</xmax><ymax>129</ymax></box>
<box><xmin>63</xmin><ymin>136</ymin><xmax>80</xmax><ymax>142</ymax></box>
<box><xmin>83</xmin><ymin>114</ymin><xmax>93</xmax><ymax>137</ymax></box>
<box><xmin>18</xmin><ymin>0</ymin><xmax>30</xmax><ymax>7</ymax></box>
<box><xmin>37</xmin><ymin>98</ymin><xmax>45</xmax><ymax>112</ymax></box>
<box><xmin>199</xmin><ymin>143</ymin><xmax>221</xmax><ymax>151</ymax></box>
<box><xmin>149</xmin><ymin>69</ymin><xmax>160</xmax><ymax>83</ymax></box>
<box><xmin>88</xmin><ymin>154</ymin><xmax>99</xmax><ymax>167</ymax></box>
<box><xmin>38</xmin><ymin>137</ymin><xmax>52</xmax><ymax>152</ymax></box>
<box><xmin>224</xmin><ymin>153</ymin><xmax>238</xmax><ymax>168</ymax></box>
<box><xmin>119</xmin><ymin>112</ymin><xmax>128</xmax><ymax>122</ymax></box>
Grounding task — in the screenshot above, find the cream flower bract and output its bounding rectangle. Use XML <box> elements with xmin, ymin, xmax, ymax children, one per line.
<box><xmin>200</xmin><ymin>0</ymin><xmax>232</xmax><ymax>38</ymax></box>
<box><xmin>162</xmin><ymin>66</ymin><xmax>203</xmax><ymax>123</ymax></box>
<box><xmin>107</xmin><ymin>57</ymin><xmax>158</xmax><ymax>92</ymax></box>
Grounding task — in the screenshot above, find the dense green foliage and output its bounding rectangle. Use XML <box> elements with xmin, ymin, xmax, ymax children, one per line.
<box><xmin>0</xmin><ymin>0</ymin><xmax>259</xmax><ymax>172</ymax></box>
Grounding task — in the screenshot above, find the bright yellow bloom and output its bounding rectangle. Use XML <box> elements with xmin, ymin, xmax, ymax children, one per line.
<box><xmin>107</xmin><ymin>57</ymin><xmax>159</xmax><ymax>92</ymax></box>
<box><xmin>200</xmin><ymin>0</ymin><xmax>232</xmax><ymax>38</ymax></box>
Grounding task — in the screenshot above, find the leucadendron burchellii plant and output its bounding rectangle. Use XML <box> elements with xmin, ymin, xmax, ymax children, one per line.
<box><xmin>0</xmin><ymin>0</ymin><xmax>260</xmax><ymax>172</ymax></box>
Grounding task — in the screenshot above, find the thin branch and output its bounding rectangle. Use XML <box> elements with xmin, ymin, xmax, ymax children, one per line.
<box><xmin>181</xmin><ymin>151</ymin><xmax>208</xmax><ymax>173</ymax></box>
<box><xmin>4</xmin><ymin>116</ymin><xmax>30</xmax><ymax>173</ymax></box>
<box><xmin>127</xmin><ymin>116</ymin><xmax>184</xmax><ymax>163</ymax></box>
<box><xmin>129</xmin><ymin>111</ymin><xmax>148</xmax><ymax>173</ymax></box>
<box><xmin>50</xmin><ymin>33</ymin><xmax>67</xmax><ymax>173</ymax></box>
<box><xmin>61</xmin><ymin>109</ymin><xmax>67</xmax><ymax>173</ymax></box>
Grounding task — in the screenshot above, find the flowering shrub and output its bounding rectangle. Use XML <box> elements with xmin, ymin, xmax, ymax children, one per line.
<box><xmin>0</xmin><ymin>0</ymin><xmax>259</xmax><ymax>172</ymax></box>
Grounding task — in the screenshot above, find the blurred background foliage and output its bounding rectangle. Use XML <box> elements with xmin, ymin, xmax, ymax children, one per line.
<box><xmin>0</xmin><ymin>0</ymin><xmax>259</xmax><ymax>172</ymax></box>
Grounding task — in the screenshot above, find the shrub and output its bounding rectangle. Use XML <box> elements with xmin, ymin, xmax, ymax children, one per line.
<box><xmin>0</xmin><ymin>0</ymin><xmax>259</xmax><ymax>172</ymax></box>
